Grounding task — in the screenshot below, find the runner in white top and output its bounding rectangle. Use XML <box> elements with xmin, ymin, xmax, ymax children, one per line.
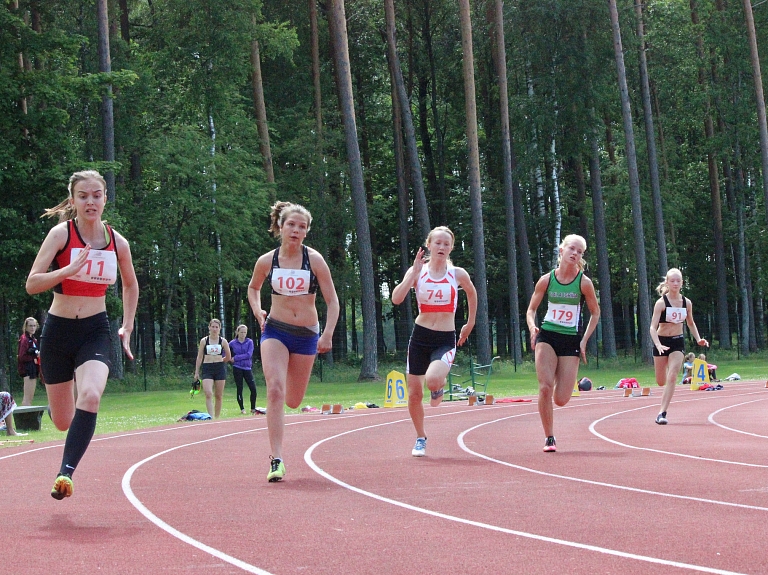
<box><xmin>391</xmin><ymin>226</ymin><xmax>477</xmax><ymax>457</ymax></box>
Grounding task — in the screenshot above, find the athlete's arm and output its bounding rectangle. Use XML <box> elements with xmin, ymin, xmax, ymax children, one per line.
<box><xmin>526</xmin><ymin>273</ymin><xmax>549</xmax><ymax>349</ymax></box>
<box><xmin>26</xmin><ymin>223</ymin><xmax>88</xmax><ymax>295</ymax></box>
<box><xmin>311</xmin><ymin>251</ymin><xmax>339</xmax><ymax>354</ymax></box>
<box><xmin>579</xmin><ymin>275</ymin><xmax>601</xmax><ymax>364</ymax></box>
<box><xmin>456</xmin><ymin>267</ymin><xmax>477</xmax><ymax>346</ymax></box>
<box><xmin>247</xmin><ymin>252</ymin><xmax>271</xmax><ymax>330</ymax></box>
<box><xmin>649</xmin><ymin>298</ymin><xmax>668</xmax><ymax>354</ymax></box>
<box><xmin>115</xmin><ymin>231</ymin><xmax>139</xmax><ymax>360</ymax></box>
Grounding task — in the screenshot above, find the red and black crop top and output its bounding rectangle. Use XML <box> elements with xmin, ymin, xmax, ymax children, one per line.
<box><xmin>52</xmin><ymin>219</ymin><xmax>119</xmax><ymax>297</ymax></box>
<box><xmin>267</xmin><ymin>245</ymin><xmax>319</xmax><ymax>296</ymax></box>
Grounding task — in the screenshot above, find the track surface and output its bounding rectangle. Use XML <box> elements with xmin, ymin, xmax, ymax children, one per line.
<box><xmin>3</xmin><ymin>381</ymin><xmax>768</xmax><ymax>574</ymax></box>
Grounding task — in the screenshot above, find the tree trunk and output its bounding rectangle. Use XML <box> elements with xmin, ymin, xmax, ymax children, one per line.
<box><xmin>329</xmin><ymin>0</ymin><xmax>378</xmax><ymax>380</ymax></box>
<box><xmin>251</xmin><ymin>38</ymin><xmax>275</xmax><ymax>187</ymax></box>
<box><xmin>690</xmin><ymin>0</ymin><xmax>730</xmax><ymax>349</ymax></box>
<box><xmin>742</xmin><ymin>0</ymin><xmax>768</xmax><ymax>226</ymax></box>
<box><xmin>490</xmin><ymin>0</ymin><xmax>522</xmax><ymax>364</ymax></box>
<box><xmin>635</xmin><ymin>0</ymin><xmax>667</xmax><ymax>277</ymax></box>
<box><xmin>458</xmin><ymin>0</ymin><xmax>490</xmax><ymax>365</ymax></box>
<box><xmin>589</xmin><ymin>117</ymin><xmax>617</xmax><ymax>358</ymax></box>
<box><xmin>384</xmin><ymin>0</ymin><xmax>430</xmax><ymax>239</ymax></box>
<box><xmin>607</xmin><ymin>0</ymin><xmax>653</xmax><ymax>363</ymax></box>
<box><xmin>96</xmin><ymin>0</ymin><xmax>116</xmax><ymax>202</ymax></box>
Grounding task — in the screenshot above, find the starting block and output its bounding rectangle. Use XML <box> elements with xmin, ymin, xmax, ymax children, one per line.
<box><xmin>468</xmin><ymin>395</ymin><xmax>477</xmax><ymax>406</ymax></box>
<box><xmin>321</xmin><ymin>404</ymin><xmax>344</xmax><ymax>414</ymax></box>
<box><xmin>623</xmin><ymin>387</ymin><xmax>651</xmax><ymax>397</ymax></box>
<box><xmin>485</xmin><ymin>395</ymin><xmax>494</xmax><ymax>405</ymax></box>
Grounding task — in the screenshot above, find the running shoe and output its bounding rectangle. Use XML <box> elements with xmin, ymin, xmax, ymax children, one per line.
<box><xmin>429</xmin><ymin>388</ymin><xmax>444</xmax><ymax>407</ymax></box>
<box><xmin>51</xmin><ymin>473</ymin><xmax>73</xmax><ymax>500</ymax></box>
<box><xmin>412</xmin><ymin>437</ymin><xmax>427</xmax><ymax>457</ymax></box>
<box><xmin>655</xmin><ymin>412</ymin><xmax>668</xmax><ymax>425</ymax></box>
<box><xmin>543</xmin><ymin>436</ymin><xmax>557</xmax><ymax>452</ymax></box>
<box><xmin>267</xmin><ymin>456</ymin><xmax>285</xmax><ymax>482</ymax></box>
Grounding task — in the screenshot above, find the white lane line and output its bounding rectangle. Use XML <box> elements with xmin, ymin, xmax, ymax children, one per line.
<box><xmin>305</xmin><ymin>416</ymin><xmax>746</xmax><ymax>575</ymax></box>
<box><xmin>457</xmin><ymin>415</ymin><xmax>768</xmax><ymax>512</ymax></box>
<box><xmin>589</xmin><ymin>391</ymin><xmax>768</xmax><ymax>468</ymax></box>
<box><xmin>708</xmin><ymin>398</ymin><xmax>768</xmax><ymax>437</ymax></box>
<box><xmin>119</xmin><ymin>412</ymin><xmax>398</xmax><ymax>574</ymax></box>
<box><xmin>122</xmin><ymin>426</ymin><xmax>273</xmax><ymax>575</ymax></box>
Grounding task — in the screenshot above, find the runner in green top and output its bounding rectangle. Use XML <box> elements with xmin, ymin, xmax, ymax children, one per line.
<box><xmin>526</xmin><ymin>234</ymin><xmax>600</xmax><ymax>453</ymax></box>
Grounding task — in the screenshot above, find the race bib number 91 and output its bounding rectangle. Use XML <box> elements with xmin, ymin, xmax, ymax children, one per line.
<box><xmin>271</xmin><ymin>268</ymin><xmax>311</xmax><ymax>296</ymax></box>
<box><xmin>665</xmin><ymin>307</ymin><xmax>687</xmax><ymax>324</ymax></box>
<box><xmin>70</xmin><ymin>248</ymin><xmax>117</xmax><ymax>285</ymax></box>
<box><xmin>545</xmin><ymin>302</ymin><xmax>579</xmax><ymax>328</ymax></box>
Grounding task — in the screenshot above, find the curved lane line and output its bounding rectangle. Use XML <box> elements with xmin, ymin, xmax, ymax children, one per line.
<box><xmin>305</xmin><ymin>416</ymin><xmax>746</xmax><ymax>575</ymax></box>
<box><xmin>457</xmin><ymin>415</ymin><xmax>768</xmax><ymax>513</ymax></box>
<box><xmin>589</xmin><ymin>392</ymin><xmax>768</xmax><ymax>468</ymax></box>
<box><xmin>708</xmin><ymin>398</ymin><xmax>768</xmax><ymax>437</ymax></box>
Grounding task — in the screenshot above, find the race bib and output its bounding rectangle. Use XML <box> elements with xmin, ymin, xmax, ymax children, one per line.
<box><xmin>545</xmin><ymin>302</ymin><xmax>579</xmax><ymax>328</ymax></box>
<box><xmin>271</xmin><ymin>268</ymin><xmax>311</xmax><ymax>296</ymax></box>
<box><xmin>70</xmin><ymin>248</ymin><xmax>117</xmax><ymax>285</ymax></box>
<box><xmin>665</xmin><ymin>307</ymin><xmax>687</xmax><ymax>324</ymax></box>
<box><xmin>206</xmin><ymin>344</ymin><xmax>222</xmax><ymax>356</ymax></box>
<box><xmin>418</xmin><ymin>283</ymin><xmax>452</xmax><ymax>307</ymax></box>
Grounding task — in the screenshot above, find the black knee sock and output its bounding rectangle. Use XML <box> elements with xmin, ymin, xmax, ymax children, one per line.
<box><xmin>59</xmin><ymin>409</ymin><xmax>97</xmax><ymax>477</ymax></box>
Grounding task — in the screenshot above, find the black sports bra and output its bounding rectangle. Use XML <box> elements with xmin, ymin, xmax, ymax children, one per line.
<box><xmin>267</xmin><ymin>245</ymin><xmax>319</xmax><ymax>296</ymax></box>
<box><xmin>658</xmin><ymin>294</ymin><xmax>688</xmax><ymax>324</ymax></box>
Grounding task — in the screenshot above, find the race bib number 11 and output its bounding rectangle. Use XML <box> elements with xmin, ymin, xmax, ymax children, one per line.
<box><xmin>70</xmin><ymin>248</ymin><xmax>118</xmax><ymax>285</ymax></box>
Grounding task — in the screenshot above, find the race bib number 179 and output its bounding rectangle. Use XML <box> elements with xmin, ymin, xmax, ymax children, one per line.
<box><xmin>545</xmin><ymin>302</ymin><xmax>579</xmax><ymax>328</ymax></box>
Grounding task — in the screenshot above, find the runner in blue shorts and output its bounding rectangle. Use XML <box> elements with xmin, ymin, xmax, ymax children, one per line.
<box><xmin>248</xmin><ymin>201</ymin><xmax>339</xmax><ymax>482</ymax></box>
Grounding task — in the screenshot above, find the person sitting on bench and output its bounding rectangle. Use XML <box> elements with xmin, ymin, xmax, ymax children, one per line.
<box><xmin>0</xmin><ymin>392</ymin><xmax>27</xmax><ymax>437</ymax></box>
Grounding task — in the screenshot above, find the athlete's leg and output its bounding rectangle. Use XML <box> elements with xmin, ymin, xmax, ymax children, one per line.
<box><xmin>233</xmin><ymin>368</ymin><xmax>245</xmax><ymax>412</ymax></box>
<box><xmin>535</xmin><ymin>343</ymin><xmax>558</xmax><ymax>438</ymax></box>
<box><xmin>425</xmin><ymin>359</ymin><xmax>451</xmax><ymax>407</ymax></box>
<box><xmin>202</xmin><ymin>378</ymin><xmax>215</xmax><ymax>417</ymax></box>
<box><xmin>659</xmin><ymin>351</ymin><xmax>684</xmax><ymax>415</ymax></box>
<box><xmin>45</xmin><ymin>380</ymin><xmax>76</xmax><ymax>431</ymax></box>
<box><xmin>261</xmin><ymin>338</ymin><xmax>290</xmax><ymax>460</ymax></box>
<box><xmin>284</xmin><ymin>353</ymin><xmax>316</xmax><ymax>409</ymax></box>
<box><xmin>244</xmin><ymin>370</ymin><xmax>257</xmax><ymax>411</ymax></box>
<box><xmin>213</xmin><ymin>379</ymin><xmax>226</xmax><ymax>418</ymax></box>
<box><xmin>407</xmin><ymin>373</ymin><xmax>426</xmax><ymax>438</ymax></box>
<box><xmin>22</xmin><ymin>376</ymin><xmax>36</xmax><ymax>406</ymax></box>
<box><xmin>552</xmin><ymin>356</ymin><xmax>580</xmax><ymax>407</ymax></box>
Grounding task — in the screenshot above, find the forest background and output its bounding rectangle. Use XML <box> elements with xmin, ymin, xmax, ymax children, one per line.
<box><xmin>2</xmin><ymin>0</ymin><xmax>768</xmax><ymax>388</ymax></box>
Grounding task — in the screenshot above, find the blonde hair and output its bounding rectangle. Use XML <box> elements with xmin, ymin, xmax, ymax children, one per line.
<box><xmin>209</xmin><ymin>318</ymin><xmax>222</xmax><ymax>328</ymax></box>
<box><xmin>557</xmin><ymin>234</ymin><xmax>588</xmax><ymax>271</ymax></box>
<box><xmin>236</xmin><ymin>324</ymin><xmax>247</xmax><ymax>333</ymax></box>
<box><xmin>424</xmin><ymin>226</ymin><xmax>455</xmax><ymax>265</ymax></box>
<box><xmin>268</xmin><ymin>201</ymin><xmax>312</xmax><ymax>238</ymax></box>
<box><xmin>43</xmin><ymin>170</ymin><xmax>107</xmax><ymax>223</ymax></box>
<box><xmin>698</xmin><ymin>353</ymin><xmax>707</xmax><ymax>361</ymax></box>
<box><xmin>685</xmin><ymin>352</ymin><xmax>695</xmax><ymax>362</ymax></box>
<box><xmin>656</xmin><ymin>268</ymin><xmax>683</xmax><ymax>296</ymax></box>
<box><xmin>22</xmin><ymin>317</ymin><xmax>38</xmax><ymax>333</ymax></box>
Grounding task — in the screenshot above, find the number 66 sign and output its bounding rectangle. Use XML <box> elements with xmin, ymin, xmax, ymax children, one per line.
<box><xmin>384</xmin><ymin>370</ymin><xmax>408</xmax><ymax>408</ymax></box>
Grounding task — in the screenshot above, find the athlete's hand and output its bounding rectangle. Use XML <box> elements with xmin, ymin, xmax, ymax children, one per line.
<box><xmin>655</xmin><ymin>344</ymin><xmax>670</xmax><ymax>355</ymax></box>
<box><xmin>317</xmin><ymin>332</ymin><xmax>333</xmax><ymax>354</ymax></box>
<box><xmin>65</xmin><ymin>244</ymin><xmax>91</xmax><ymax>277</ymax></box>
<box><xmin>529</xmin><ymin>325</ymin><xmax>539</xmax><ymax>351</ymax></box>
<box><xmin>119</xmin><ymin>326</ymin><xmax>134</xmax><ymax>360</ymax></box>
<box><xmin>255</xmin><ymin>309</ymin><xmax>267</xmax><ymax>331</ymax></box>
<box><xmin>580</xmin><ymin>341</ymin><xmax>588</xmax><ymax>365</ymax></box>
<box><xmin>457</xmin><ymin>322</ymin><xmax>474</xmax><ymax>346</ymax></box>
<box><xmin>697</xmin><ymin>338</ymin><xmax>709</xmax><ymax>348</ymax></box>
<box><xmin>412</xmin><ymin>248</ymin><xmax>426</xmax><ymax>275</ymax></box>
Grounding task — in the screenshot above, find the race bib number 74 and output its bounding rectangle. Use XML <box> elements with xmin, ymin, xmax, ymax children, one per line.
<box><xmin>545</xmin><ymin>302</ymin><xmax>579</xmax><ymax>328</ymax></box>
<box><xmin>70</xmin><ymin>248</ymin><xmax>117</xmax><ymax>285</ymax></box>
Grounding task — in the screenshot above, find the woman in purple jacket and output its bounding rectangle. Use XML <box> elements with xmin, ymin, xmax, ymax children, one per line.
<box><xmin>230</xmin><ymin>324</ymin><xmax>257</xmax><ymax>414</ymax></box>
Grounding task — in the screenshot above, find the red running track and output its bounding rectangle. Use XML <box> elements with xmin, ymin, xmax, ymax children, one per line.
<box><xmin>3</xmin><ymin>380</ymin><xmax>768</xmax><ymax>574</ymax></box>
